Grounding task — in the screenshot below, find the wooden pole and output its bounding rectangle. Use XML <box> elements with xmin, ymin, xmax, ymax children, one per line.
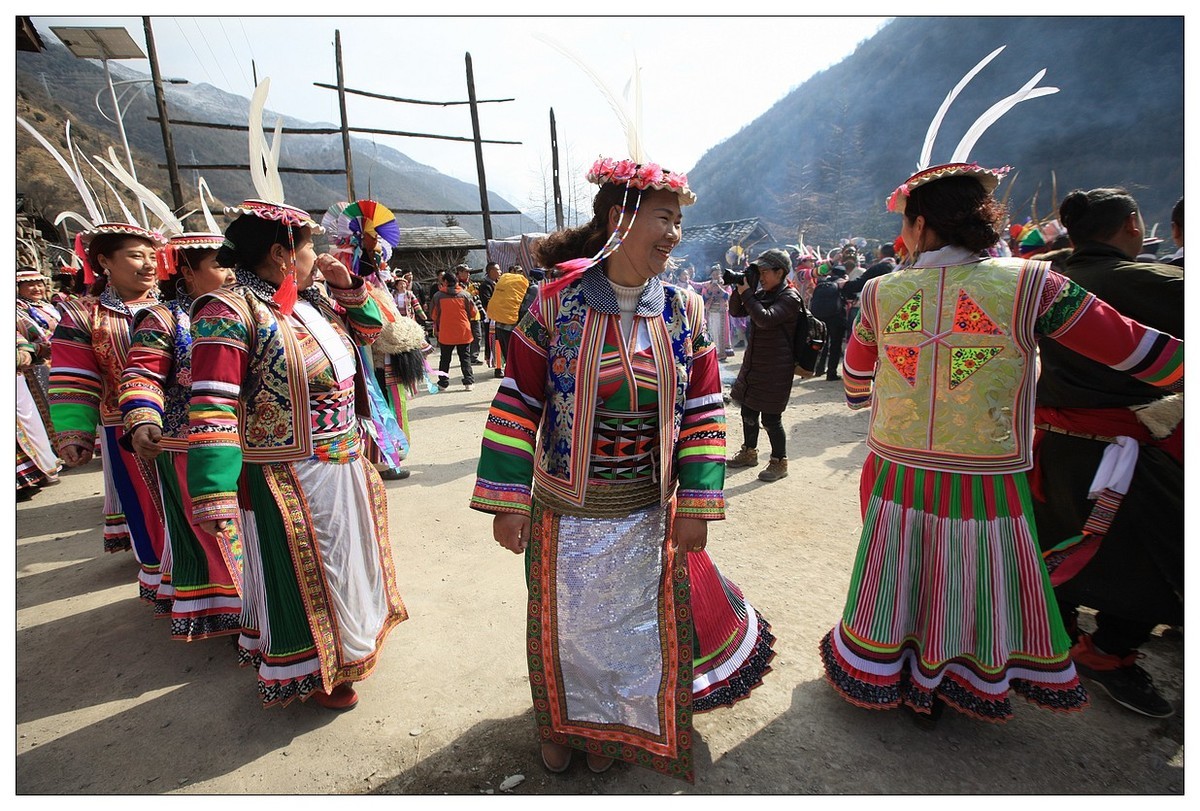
<box><xmin>142</xmin><ymin>17</ymin><xmax>184</xmax><ymax>212</ymax></box>
<box><xmin>465</xmin><ymin>53</ymin><xmax>493</xmax><ymax>241</ymax></box>
<box><xmin>335</xmin><ymin>30</ymin><xmax>356</xmax><ymax>201</ymax></box>
<box><xmin>550</xmin><ymin>108</ymin><xmax>564</xmax><ymax>231</ymax></box>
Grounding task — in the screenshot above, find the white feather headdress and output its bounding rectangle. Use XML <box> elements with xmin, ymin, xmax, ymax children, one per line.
<box><xmin>887</xmin><ymin>47</ymin><xmax>1059</xmax><ymax>214</ymax></box>
<box><xmin>223</xmin><ymin>78</ymin><xmax>322</xmax><ymax>232</ymax></box>
<box><xmin>17</xmin><ymin>117</ymin><xmax>164</xmax><ymax>244</ymax></box>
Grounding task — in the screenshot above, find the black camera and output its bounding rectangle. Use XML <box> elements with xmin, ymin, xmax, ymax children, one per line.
<box><xmin>723</xmin><ymin>265</ymin><xmax>758</xmax><ymax>288</ymax></box>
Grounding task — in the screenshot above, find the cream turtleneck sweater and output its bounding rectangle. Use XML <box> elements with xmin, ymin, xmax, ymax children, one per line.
<box><xmin>609</xmin><ymin>279</ymin><xmax>646</xmax><ymax>347</ymax></box>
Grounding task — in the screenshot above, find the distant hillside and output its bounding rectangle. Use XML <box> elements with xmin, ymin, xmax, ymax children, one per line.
<box><xmin>686</xmin><ymin>16</ymin><xmax>1183</xmax><ymax>248</ymax></box>
<box><xmin>15</xmin><ymin>39</ymin><xmax>541</xmax><ymax>243</ymax></box>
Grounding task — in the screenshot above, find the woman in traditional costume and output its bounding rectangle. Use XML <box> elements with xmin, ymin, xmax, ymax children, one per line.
<box><xmin>186</xmin><ymin>80</ymin><xmax>407</xmax><ymax>710</ymax></box>
<box><xmin>16</xmin><ymin>267</ymin><xmax>62</xmax><ymax>499</ymax></box>
<box><xmin>20</xmin><ymin>117</ymin><xmax>171</xmax><ymax>601</ymax></box>
<box><xmin>820</xmin><ymin>48</ymin><xmax>1184</xmax><ymax>726</ymax></box>
<box><xmin>114</xmin><ymin>169</ymin><xmax>244</xmax><ymax>641</ymax></box>
<box><xmin>471</xmin><ymin>55</ymin><xmax>774</xmax><ymax>781</ymax></box>
<box><xmin>697</xmin><ymin>265</ymin><xmax>734</xmax><ymax>359</ymax></box>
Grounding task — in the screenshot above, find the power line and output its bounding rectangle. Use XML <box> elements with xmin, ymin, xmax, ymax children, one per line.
<box><xmin>188</xmin><ymin>17</ymin><xmax>236</xmax><ymax>93</ymax></box>
<box><xmin>216</xmin><ymin>18</ymin><xmax>251</xmax><ymax>92</ymax></box>
<box><xmin>171</xmin><ymin>17</ymin><xmax>215</xmax><ymax>88</ymax></box>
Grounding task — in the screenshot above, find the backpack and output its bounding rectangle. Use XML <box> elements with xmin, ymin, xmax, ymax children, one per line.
<box><xmin>793</xmin><ymin>302</ymin><xmax>827</xmax><ymax>379</ymax></box>
<box><xmin>485</xmin><ymin>273</ymin><xmax>530</xmax><ymax>325</ymax></box>
<box><xmin>809</xmin><ymin>278</ymin><xmax>845</xmax><ymax>323</ymax></box>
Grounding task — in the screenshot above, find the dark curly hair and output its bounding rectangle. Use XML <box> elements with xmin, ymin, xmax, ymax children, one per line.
<box><xmin>535</xmin><ymin>183</ymin><xmax>645</xmax><ymax>269</ymax></box>
<box><xmin>903</xmin><ymin>175</ymin><xmax>1006</xmax><ymax>253</ymax></box>
<box><xmin>1058</xmin><ymin>188</ymin><xmax>1139</xmax><ymax>244</ymax></box>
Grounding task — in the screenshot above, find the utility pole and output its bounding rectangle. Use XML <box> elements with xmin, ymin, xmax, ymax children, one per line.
<box><xmin>465</xmin><ymin>52</ymin><xmax>493</xmax><ymax>241</ymax></box>
<box><xmin>335</xmin><ymin>30</ymin><xmax>356</xmax><ymax>201</ymax></box>
<box><xmin>143</xmin><ymin>16</ymin><xmax>185</xmax><ymax>212</ymax></box>
<box><xmin>550</xmin><ymin>108</ymin><xmax>564</xmax><ymax>230</ymax></box>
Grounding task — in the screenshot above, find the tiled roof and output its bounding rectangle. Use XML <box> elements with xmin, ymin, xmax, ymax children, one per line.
<box><xmin>680</xmin><ymin>218</ymin><xmax>773</xmax><ymax>247</ymax></box>
<box><xmin>395</xmin><ymin>226</ymin><xmax>486</xmax><ymax>252</ymax></box>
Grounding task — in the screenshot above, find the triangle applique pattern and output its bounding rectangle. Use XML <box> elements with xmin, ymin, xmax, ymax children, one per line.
<box><xmin>885</xmin><ymin>345</ymin><xmax>920</xmax><ymax>386</ymax></box>
<box><xmin>884</xmin><ymin>290</ymin><xmax>923</xmax><ymax>334</ymax></box>
<box><xmin>949</xmin><ymin>346</ymin><xmax>1003</xmax><ymax>389</ymax></box>
<box><xmin>952</xmin><ymin>289</ymin><xmax>1004</xmax><ymax>335</ymax></box>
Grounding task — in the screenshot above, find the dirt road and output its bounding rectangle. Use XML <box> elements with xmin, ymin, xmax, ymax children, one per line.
<box><xmin>13</xmin><ymin>359</ymin><xmax>1184</xmax><ymax>796</ymax></box>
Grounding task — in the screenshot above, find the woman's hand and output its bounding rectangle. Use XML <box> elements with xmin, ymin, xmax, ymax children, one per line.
<box><xmin>198</xmin><ymin>518</ymin><xmax>234</xmax><ymax>537</ymax></box>
<box><xmin>315</xmin><ymin>253</ymin><xmax>354</xmax><ymax>290</ymax></box>
<box><xmin>60</xmin><ymin>443</ymin><xmax>93</xmax><ymax>468</ymax></box>
<box><xmin>494</xmin><ymin>512</ymin><xmax>533</xmax><ymax>554</ymax></box>
<box><xmin>672</xmin><ymin>516</ymin><xmax>708</xmax><ymax>557</ymax></box>
<box><xmin>129</xmin><ymin>423</ymin><xmax>164</xmax><ymax>461</ymax></box>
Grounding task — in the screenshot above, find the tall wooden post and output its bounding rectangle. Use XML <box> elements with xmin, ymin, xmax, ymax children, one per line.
<box><xmin>550</xmin><ymin>108</ymin><xmax>564</xmax><ymax>230</ymax></box>
<box><xmin>335</xmin><ymin>30</ymin><xmax>356</xmax><ymax>201</ymax></box>
<box><xmin>465</xmin><ymin>52</ymin><xmax>493</xmax><ymax>241</ymax></box>
<box><xmin>143</xmin><ymin>17</ymin><xmax>184</xmax><ymax>212</ymax></box>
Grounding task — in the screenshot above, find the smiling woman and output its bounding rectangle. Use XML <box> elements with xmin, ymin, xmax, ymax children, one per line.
<box><xmin>471</xmin><ymin>154</ymin><xmax>775</xmax><ymax>783</ymax></box>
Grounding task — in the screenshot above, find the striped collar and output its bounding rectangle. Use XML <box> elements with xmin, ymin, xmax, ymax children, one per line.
<box><xmin>580</xmin><ymin>263</ymin><xmax>666</xmax><ymax>316</ymax></box>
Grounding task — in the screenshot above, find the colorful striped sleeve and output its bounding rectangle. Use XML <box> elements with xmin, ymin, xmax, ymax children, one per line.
<box><xmin>677</xmin><ymin>292</ymin><xmax>726</xmax><ymax>520</ymax></box>
<box><xmin>48</xmin><ymin>298</ymin><xmax>102</xmax><ymax>450</ymax></box>
<box><xmin>330</xmin><ymin>279</ymin><xmax>383</xmax><ymax>345</ymax></box>
<box><xmin>469</xmin><ymin>298</ymin><xmax>550</xmax><ymax>516</ymax></box>
<box><xmin>119</xmin><ymin>305</ymin><xmax>175</xmax><ymax>435</ymax></box>
<box><xmin>1039</xmin><ymin>273</ymin><xmax>1182</xmax><ymax>392</ymax></box>
<box><xmin>187</xmin><ymin>294</ymin><xmax>249</xmax><ymax>523</ymax></box>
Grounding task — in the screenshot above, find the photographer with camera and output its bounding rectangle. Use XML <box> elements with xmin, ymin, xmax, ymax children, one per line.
<box><xmin>726</xmin><ymin>248</ymin><xmax>804</xmax><ymax>482</ymax></box>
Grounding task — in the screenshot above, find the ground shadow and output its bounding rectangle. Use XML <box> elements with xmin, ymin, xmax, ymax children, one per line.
<box><xmin>370</xmin><ymin>707</ymin><xmax>717</xmax><ymax>795</ymax></box>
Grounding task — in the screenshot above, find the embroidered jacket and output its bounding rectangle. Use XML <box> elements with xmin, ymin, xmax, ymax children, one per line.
<box><xmin>49</xmin><ymin>288</ymin><xmax>158</xmax><ymax>450</ymax></box>
<box><xmin>471</xmin><ymin>265</ymin><xmax>726</xmax><ymax>520</ymax></box>
<box><xmin>843</xmin><ymin>247</ymin><xmax>1183</xmax><ymax>475</ymax></box>
<box><xmin>118</xmin><ymin>297</ymin><xmax>196</xmax><ymax>452</ymax></box>
<box><xmin>187</xmin><ymin>273</ymin><xmax>382</xmax><ymax>523</ymax></box>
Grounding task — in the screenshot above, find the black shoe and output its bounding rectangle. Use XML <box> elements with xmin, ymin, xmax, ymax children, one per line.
<box><xmin>1076</xmin><ymin>660</ymin><xmax>1174</xmax><ymax>718</ymax></box>
<box><xmin>379</xmin><ymin>467</ymin><xmax>411</xmax><ymax>480</ymax></box>
<box><xmin>493</xmin><ymin>369</ymin><xmax>504</xmax><ymax>378</ymax></box>
<box><xmin>826</xmin><ymin>374</ymin><xmax>842</xmax><ymax>381</ymax></box>
<box><xmin>910</xmin><ymin>698</ymin><xmax>945</xmax><ymax>730</ymax></box>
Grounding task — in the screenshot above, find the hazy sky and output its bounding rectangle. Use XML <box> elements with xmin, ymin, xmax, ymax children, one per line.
<box><xmin>27</xmin><ymin>12</ymin><xmax>892</xmax><ymax>213</ymax></box>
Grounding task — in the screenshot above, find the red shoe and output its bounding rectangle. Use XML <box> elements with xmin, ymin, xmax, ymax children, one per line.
<box><xmin>311</xmin><ymin>683</ymin><xmax>359</xmax><ymax>711</ymax></box>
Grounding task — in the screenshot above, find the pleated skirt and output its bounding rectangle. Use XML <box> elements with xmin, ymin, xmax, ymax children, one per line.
<box><xmin>820</xmin><ymin>453</ymin><xmax>1089</xmax><ymax>722</ymax></box>
<box><xmin>235</xmin><ymin>455</ymin><xmax>407</xmax><ymax>707</ymax></box>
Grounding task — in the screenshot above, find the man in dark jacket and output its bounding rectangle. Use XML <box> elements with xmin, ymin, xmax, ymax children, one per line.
<box><xmin>726</xmin><ymin>248</ymin><xmax>803</xmax><ymax>482</ymax></box>
<box><xmin>1031</xmin><ymin>187</ymin><xmax>1183</xmax><ymax>718</ymax></box>
<box><xmin>478</xmin><ymin>262</ymin><xmax>500</xmax><ymax>367</ymax></box>
<box><xmin>810</xmin><ymin>265</ymin><xmax>849</xmax><ymax>381</ymax></box>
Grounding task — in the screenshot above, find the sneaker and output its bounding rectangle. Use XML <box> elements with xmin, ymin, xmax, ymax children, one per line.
<box><xmin>1071</xmin><ymin>633</ymin><xmax>1174</xmax><ymax>718</ymax></box>
<box><xmin>464</xmin><ymin>383</ymin><xmax>474</xmax><ymax>391</ymax></box>
<box><xmin>493</xmin><ymin>369</ymin><xmax>504</xmax><ymax>379</ymax></box>
<box><xmin>727</xmin><ymin>446</ymin><xmax>759</xmax><ymax>467</ymax></box>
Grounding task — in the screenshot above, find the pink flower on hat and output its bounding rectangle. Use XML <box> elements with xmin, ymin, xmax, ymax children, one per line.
<box><xmin>633</xmin><ymin>164</ymin><xmax>664</xmax><ymax>188</ymax></box>
<box><xmin>665</xmin><ymin>171</ymin><xmax>689</xmax><ymax>191</ymax></box>
<box><xmin>612</xmin><ymin>159</ymin><xmax>639</xmax><ymax>183</ymax></box>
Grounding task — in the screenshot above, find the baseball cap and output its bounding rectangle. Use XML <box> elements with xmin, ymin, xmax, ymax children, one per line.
<box><xmin>749</xmin><ymin>248</ymin><xmax>791</xmax><ymax>272</ymax></box>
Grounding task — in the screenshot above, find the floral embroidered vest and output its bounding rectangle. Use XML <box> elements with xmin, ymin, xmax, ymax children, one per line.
<box><xmin>530</xmin><ymin>271</ymin><xmax>704</xmax><ymax>508</ymax></box>
<box><xmin>860</xmin><ymin>257</ymin><xmax>1049</xmax><ymax>474</ymax></box>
